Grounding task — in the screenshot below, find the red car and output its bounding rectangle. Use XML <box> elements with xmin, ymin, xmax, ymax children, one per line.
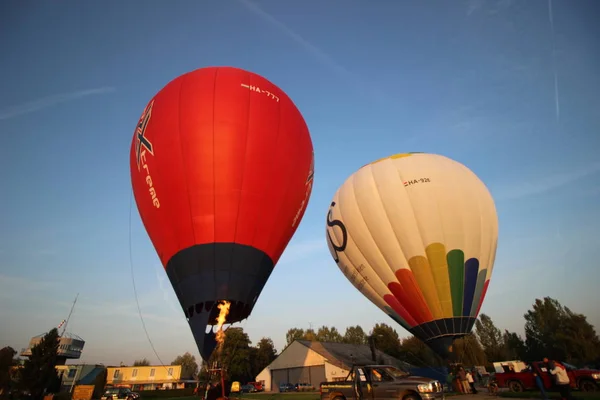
<box><xmin>247</xmin><ymin>382</ymin><xmax>264</xmax><ymax>392</ymax></box>
<box><xmin>495</xmin><ymin>361</ymin><xmax>600</xmax><ymax>392</ymax></box>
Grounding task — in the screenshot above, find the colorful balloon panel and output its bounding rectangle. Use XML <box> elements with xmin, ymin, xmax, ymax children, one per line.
<box><xmin>325</xmin><ymin>152</ymin><xmax>498</xmax><ymax>357</ymax></box>
<box><xmin>131</xmin><ymin>66</ymin><xmax>314</xmax><ymax>359</ymax></box>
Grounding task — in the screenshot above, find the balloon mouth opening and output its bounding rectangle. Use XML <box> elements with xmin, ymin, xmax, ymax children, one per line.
<box><xmin>183</xmin><ymin>299</ymin><xmax>252</xmax><ymax>324</ymax></box>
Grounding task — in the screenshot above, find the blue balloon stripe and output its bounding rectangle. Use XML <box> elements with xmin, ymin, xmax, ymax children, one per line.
<box><xmin>462</xmin><ymin>258</ymin><xmax>479</xmax><ymax>315</ymax></box>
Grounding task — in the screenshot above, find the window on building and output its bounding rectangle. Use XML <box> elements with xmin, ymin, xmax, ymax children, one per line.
<box><xmin>150</xmin><ymin>368</ymin><xmax>155</xmax><ymax>377</ymax></box>
<box><xmin>168</xmin><ymin>368</ymin><xmax>173</xmax><ymax>376</ymax></box>
<box><xmin>68</xmin><ymin>369</ymin><xmax>76</xmax><ymax>378</ymax></box>
<box><xmin>113</xmin><ymin>369</ymin><xmax>120</xmax><ymax>379</ymax></box>
<box><xmin>132</xmin><ymin>369</ymin><xmax>138</xmax><ymax>377</ymax></box>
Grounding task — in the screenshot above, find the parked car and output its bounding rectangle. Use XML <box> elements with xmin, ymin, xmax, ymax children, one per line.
<box><xmin>101</xmin><ymin>387</ymin><xmax>140</xmax><ymax>400</ymax></box>
<box><xmin>279</xmin><ymin>383</ymin><xmax>295</xmax><ymax>392</ymax></box>
<box><xmin>295</xmin><ymin>382</ymin><xmax>316</xmax><ymax>392</ymax></box>
<box><xmin>247</xmin><ymin>381</ymin><xmax>264</xmax><ymax>391</ymax></box>
<box><xmin>241</xmin><ymin>384</ymin><xmax>257</xmax><ymax>393</ymax></box>
<box><xmin>495</xmin><ymin>361</ymin><xmax>600</xmax><ymax>392</ymax></box>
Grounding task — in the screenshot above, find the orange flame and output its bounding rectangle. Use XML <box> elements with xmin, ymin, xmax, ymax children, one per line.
<box><xmin>214</xmin><ymin>300</ymin><xmax>231</xmax><ymax>353</ymax></box>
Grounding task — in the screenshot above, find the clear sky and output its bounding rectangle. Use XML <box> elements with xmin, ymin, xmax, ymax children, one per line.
<box><xmin>1</xmin><ymin>0</ymin><xmax>599</xmax><ymax>366</ymax></box>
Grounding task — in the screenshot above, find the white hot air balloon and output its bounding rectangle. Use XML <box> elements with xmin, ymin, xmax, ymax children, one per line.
<box><xmin>325</xmin><ymin>152</ymin><xmax>498</xmax><ymax>358</ymax></box>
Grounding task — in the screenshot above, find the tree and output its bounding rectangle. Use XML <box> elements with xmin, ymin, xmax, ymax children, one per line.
<box><xmin>285</xmin><ymin>327</ymin><xmax>317</xmax><ymax>345</ymax></box>
<box><xmin>208</xmin><ymin>328</ymin><xmax>253</xmax><ymax>382</ymax></box>
<box><xmin>524</xmin><ymin>297</ymin><xmax>600</xmax><ymax>365</ymax></box>
<box><xmin>304</xmin><ymin>329</ymin><xmax>317</xmax><ymax>341</ymax></box>
<box><xmin>251</xmin><ymin>338</ymin><xmax>277</xmax><ymax>377</ymax></box>
<box><xmin>285</xmin><ymin>328</ymin><xmax>305</xmax><ymax>345</ymax></box>
<box><xmin>0</xmin><ymin>346</ymin><xmax>17</xmax><ymax>397</ymax></box>
<box><xmin>452</xmin><ymin>333</ymin><xmax>488</xmax><ymax>366</ymax></box>
<box><xmin>475</xmin><ymin>314</ymin><xmax>507</xmax><ymax>362</ymax></box>
<box><xmin>503</xmin><ymin>330</ymin><xmax>527</xmax><ymax>361</ymax></box>
<box><xmin>316</xmin><ymin>326</ymin><xmax>343</xmax><ymax>343</ymax></box>
<box><xmin>371</xmin><ymin>323</ymin><xmax>401</xmax><ymax>358</ymax></box>
<box><xmin>254</xmin><ymin>338</ymin><xmax>276</xmax><ymax>367</ymax></box>
<box><xmin>133</xmin><ymin>358</ymin><xmax>150</xmax><ymax>366</ymax></box>
<box><xmin>343</xmin><ymin>326</ymin><xmax>368</xmax><ymax>345</ymax></box>
<box><xmin>20</xmin><ymin>328</ymin><xmax>61</xmax><ymax>400</ymax></box>
<box><xmin>171</xmin><ymin>352</ymin><xmax>198</xmax><ymax>380</ymax></box>
<box><xmin>398</xmin><ymin>337</ymin><xmax>442</xmax><ymax>367</ymax></box>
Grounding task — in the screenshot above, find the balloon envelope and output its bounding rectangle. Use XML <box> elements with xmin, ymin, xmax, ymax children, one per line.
<box><xmin>325</xmin><ymin>152</ymin><xmax>498</xmax><ymax>358</ymax></box>
<box><xmin>130</xmin><ymin>66</ymin><xmax>314</xmax><ymax>360</ymax></box>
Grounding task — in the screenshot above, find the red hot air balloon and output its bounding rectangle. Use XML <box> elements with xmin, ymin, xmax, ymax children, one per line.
<box><xmin>130</xmin><ymin>66</ymin><xmax>314</xmax><ymax>360</ymax></box>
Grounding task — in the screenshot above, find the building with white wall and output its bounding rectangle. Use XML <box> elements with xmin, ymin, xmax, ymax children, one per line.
<box><xmin>255</xmin><ymin>340</ymin><xmax>413</xmax><ymax>392</ymax></box>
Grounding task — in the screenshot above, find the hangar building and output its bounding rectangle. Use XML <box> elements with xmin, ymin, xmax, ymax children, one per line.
<box><xmin>255</xmin><ymin>340</ymin><xmax>413</xmax><ymax>392</ymax></box>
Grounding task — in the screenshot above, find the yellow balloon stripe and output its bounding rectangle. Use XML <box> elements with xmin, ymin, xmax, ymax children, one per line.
<box><xmin>426</xmin><ymin>243</ymin><xmax>454</xmax><ymax>318</ymax></box>
<box><xmin>407</xmin><ymin>255</ymin><xmax>443</xmax><ymax>319</ymax></box>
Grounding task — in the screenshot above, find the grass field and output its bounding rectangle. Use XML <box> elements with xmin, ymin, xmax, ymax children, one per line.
<box><xmin>230</xmin><ymin>392</ymin><xmax>320</xmax><ymax>400</ymax></box>
<box><xmin>149</xmin><ymin>389</ymin><xmax>600</xmax><ymax>400</ymax></box>
<box><xmin>499</xmin><ymin>391</ymin><xmax>600</xmax><ymax>400</ymax></box>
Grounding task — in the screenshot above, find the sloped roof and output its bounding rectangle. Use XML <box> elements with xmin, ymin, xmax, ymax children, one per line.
<box><xmin>78</xmin><ymin>367</ymin><xmax>105</xmax><ymax>384</ymax></box>
<box><xmin>295</xmin><ymin>340</ymin><xmax>414</xmax><ymax>371</ymax></box>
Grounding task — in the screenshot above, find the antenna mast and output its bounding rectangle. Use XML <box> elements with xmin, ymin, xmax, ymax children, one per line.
<box><xmin>60</xmin><ymin>293</ymin><xmax>79</xmax><ymax>337</ymax></box>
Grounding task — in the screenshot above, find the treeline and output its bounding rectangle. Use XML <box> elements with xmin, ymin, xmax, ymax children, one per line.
<box><xmin>284</xmin><ymin>297</ymin><xmax>600</xmax><ymax>368</ymax></box>
<box><xmin>2</xmin><ymin>296</ymin><xmax>598</xmax><ymax>399</ymax></box>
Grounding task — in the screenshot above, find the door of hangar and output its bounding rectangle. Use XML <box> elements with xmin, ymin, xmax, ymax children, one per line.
<box><xmin>272</xmin><ymin>366</ymin><xmax>326</xmax><ymax>389</ymax></box>
<box><xmin>271</xmin><ymin>369</ymin><xmax>288</xmax><ymax>391</ymax></box>
<box><xmin>308</xmin><ymin>365</ymin><xmax>326</xmax><ymax>388</ymax></box>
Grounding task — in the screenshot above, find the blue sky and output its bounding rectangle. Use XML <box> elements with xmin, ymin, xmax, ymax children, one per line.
<box><xmin>1</xmin><ymin>0</ymin><xmax>599</xmax><ymax>366</ymax></box>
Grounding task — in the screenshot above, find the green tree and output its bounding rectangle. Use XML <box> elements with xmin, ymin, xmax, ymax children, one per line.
<box><xmin>20</xmin><ymin>328</ymin><xmax>61</xmax><ymax>400</ymax></box>
<box><xmin>503</xmin><ymin>330</ymin><xmax>527</xmax><ymax>361</ymax></box>
<box><xmin>251</xmin><ymin>338</ymin><xmax>277</xmax><ymax>377</ymax></box>
<box><xmin>133</xmin><ymin>358</ymin><xmax>150</xmax><ymax>366</ymax></box>
<box><xmin>475</xmin><ymin>314</ymin><xmax>507</xmax><ymax>362</ymax></box>
<box><xmin>316</xmin><ymin>326</ymin><xmax>343</xmax><ymax>343</ymax></box>
<box><xmin>0</xmin><ymin>346</ymin><xmax>18</xmax><ymax>397</ymax></box>
<box><xmin>343</xmin><ymin>326</ymin><xmax>368</xmax><ymax>345</ymax></box>
<box><xmin>398</xmin><ymin>337</ymin><xmax>442</xmax><ymax>367</ymax></box>
<box><xmin>207</xmin><ymin>328</ymin><xmax>252</xmax><ymax>382</ymax></box>
<box><xmin>304</xmin><ymin>329</ymin><xmax>317</xmax><ymax>341</ymax></box>
<box><xmin>452</xmin><ymin>333</ymin><xmax>487</xmax><ymax>366</ymax></box>
<box><xmin>524</xmin><ymin>297</ymin><xmax>600</xmax><ymax>364</ymax></box>
<box><xmin>285</xmin><ymin>328</ymin><xmax>305</xmax><ymax>345</ymax></box>
<box><xmin>171</xmin><ymin>352</ymin><xmax>198</xmax><ymax>379</ymax></box>
<box><xmin>371</xmin><ymin>323</ymin><xmax>401</xmax><ymax>358</ymax></box>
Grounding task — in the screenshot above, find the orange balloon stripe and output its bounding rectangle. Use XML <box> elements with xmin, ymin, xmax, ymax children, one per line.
<box><xmin>383</xmin><ymin>294</ymin><xmax>418</xmax><ymax>327</ymax></box>
<box><xmin>388</xmin><ymin>283</ymin><xmax>430</xmax><ymax>325</ymax></box>
<box><xmin>396</xmin><ymin>269</ymin><xmax>434</xmax><ymax>322</ymax></box>
<box><xmin>475</xmin><ymin>280</ymin><xmax>490</xmax><ymax>316</ymax></box>
<box><xmin>389</xmin><ymin>269</ymin><xmax>434</xmax><ymax>324</ymax></box>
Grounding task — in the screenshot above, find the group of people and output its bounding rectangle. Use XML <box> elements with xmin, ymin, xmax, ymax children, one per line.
<box><xmin>446</xmin><ymin>366</ymin><xmax>483</xmax><ymax>394</ymax></box>
<box><xmin>447</xmin><ymin>358</ymin><xmax>574</xmax><ymax>400</ymax></box>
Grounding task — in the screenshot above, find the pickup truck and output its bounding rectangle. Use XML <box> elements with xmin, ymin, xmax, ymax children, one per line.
<box><xmin>495</xmin><ymin>361</ymin><xmax>600</xmax><ymax>392</ymax></box>
<box><xmin>320</xmin><ymin>364</ymin><xmax>444</xmax><ymax>400</ymax></box>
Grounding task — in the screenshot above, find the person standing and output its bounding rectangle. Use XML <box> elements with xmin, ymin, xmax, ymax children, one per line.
<box><xmin>550</xmin><ymin>362</ymin><xmax>573</xmax><ymax>400</ymax></box>
<box><xmin>467</xmin><ymin>370</ymin><xmax>478</xmax><ymax>394</ymax></box>
<box><xmin>533</xmin><ymin>371</ymin><xmax>549</xmax><ymax>400</ymax></box>
<box><xmin>458</xmin><ymin>367</ymin><xmax>471</xmax><ymax>394</ymax></box>
<box><xmin>446</xmin><ymin>371</ymin><xmax>455</xmax><ymax>393</ymax></box>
